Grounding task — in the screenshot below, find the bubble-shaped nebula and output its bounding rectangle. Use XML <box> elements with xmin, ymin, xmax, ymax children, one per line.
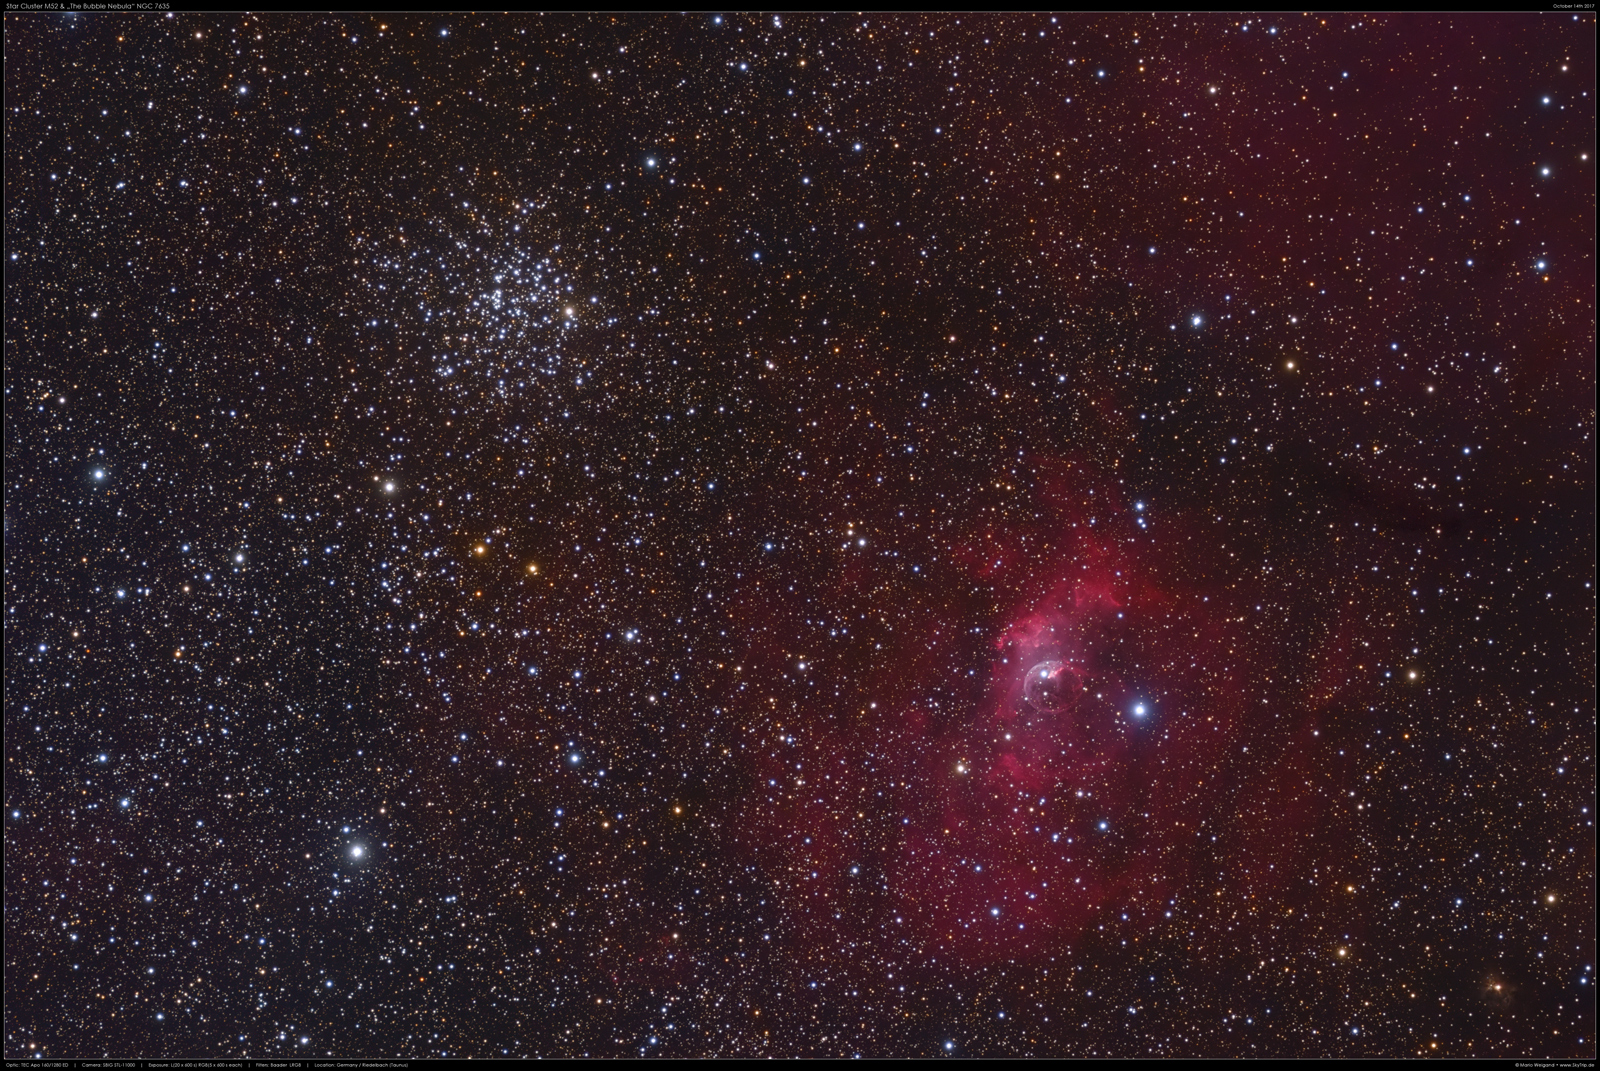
<box><xmin>1021</xmin><ymin>660</ymin><xmax>1081</xmax><ymax>715</ymax></box>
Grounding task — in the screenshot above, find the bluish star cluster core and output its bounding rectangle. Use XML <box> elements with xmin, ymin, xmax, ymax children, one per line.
<box><xmin>4</xmin><ymin>13</ymin><xmax>1594</xmax><ymax>1059</ymax></box>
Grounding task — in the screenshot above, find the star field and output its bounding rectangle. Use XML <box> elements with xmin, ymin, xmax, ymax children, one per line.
<box><xmin>4</xmin><ymin>13</ymin><xmax>1594</xmax><ymax>1058</ymax></box>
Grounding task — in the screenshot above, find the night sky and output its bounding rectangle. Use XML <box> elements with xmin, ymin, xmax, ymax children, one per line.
<box><xmin>4</xmin><ymin>13</ymin><xmax>1595</xmax><ymax>1059</ymax></box>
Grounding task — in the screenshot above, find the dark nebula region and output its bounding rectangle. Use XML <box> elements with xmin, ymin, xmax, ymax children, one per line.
<box><xmin>4</xmin><ymin>12</ymin><xmax>1595</xmax><ymax>1059</ymax></box>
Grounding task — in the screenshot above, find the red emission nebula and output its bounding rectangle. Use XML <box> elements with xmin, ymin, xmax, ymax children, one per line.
<box><xmin>733</xmin><ymin>451</ymin><xmax>1367</xmax><ymax>965</ymax></box>
<box><xmin>8</xmin><ymin>12</ymin><xmax>1590</xmax><ymax>1058</ymax></box>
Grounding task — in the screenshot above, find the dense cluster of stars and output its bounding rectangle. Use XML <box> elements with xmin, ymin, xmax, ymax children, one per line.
<box><xmin>4</xmin><ymin>13</ymin><xmax>1593</xmax><ymax>1059</ymax></box>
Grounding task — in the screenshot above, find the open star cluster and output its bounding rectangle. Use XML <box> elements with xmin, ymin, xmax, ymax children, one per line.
<box><xmin>4</xmin><ymin>12</ymin><xmax>1593</xmax><ymax>1059</ymax></box>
